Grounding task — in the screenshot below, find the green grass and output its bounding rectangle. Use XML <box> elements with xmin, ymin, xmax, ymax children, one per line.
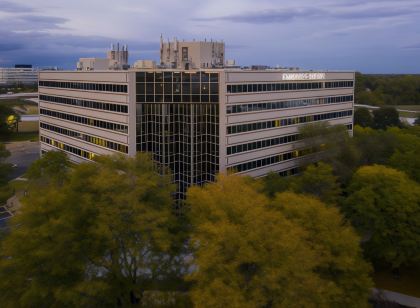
<box><xmin>374</xmin><ymin>267</ymin><xmax>420</xmax><ymax>297</ymax></box>
<box><xmin>0</xmin><ymin>132</ymin><xmax>39</xmax><ymax>142</ymax></box>
<box><xmin>0</xmin><ymin>98</ymin><xmax>37</xmax><ymax>108</ymax></box>
<box><xmin>0</xmin><ymin>185</ymin><xmax>14</xmax><ymax>204</ymax></box>
<box><xmin>394</xmin><ymin>105</ymin><xmax>420</xmax><ymax>112</ymax></box>
<box><xmin>400</xmin><ymin>111</ymin><xmax>419</xmax><ymax>118</ymax></box>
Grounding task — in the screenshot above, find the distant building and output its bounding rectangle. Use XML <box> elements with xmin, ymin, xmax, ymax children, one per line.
<box><xmin>160</xmin><ymin>37</ymin><xmax>225</xmax><ymax>69</ymax></box>
<box><xmin>77</xmin><ymin>43</ymin><xmax>129</xmax><ymax>71</ymax></box>
<box><xmin>0</xmin><ymin>65</ymin><xmax>38</xmax><ymax>86</ymax></box>
<box><xmin>39</xmin><ymin>38</ymin><xmax>354</xmax><ymax>199</ymax></box>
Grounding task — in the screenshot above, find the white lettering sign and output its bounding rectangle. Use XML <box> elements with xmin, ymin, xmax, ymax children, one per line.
<box><xmin>282</xmin><ymin>73</ymin><xmax>326</xmax><ymax>81</ymax></box>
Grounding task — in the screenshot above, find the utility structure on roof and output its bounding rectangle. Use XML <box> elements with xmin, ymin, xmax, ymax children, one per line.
<box><xmin>160</xmin><ymin>36</ymin><xmax>225</xmax><ymax>70</ymax></box>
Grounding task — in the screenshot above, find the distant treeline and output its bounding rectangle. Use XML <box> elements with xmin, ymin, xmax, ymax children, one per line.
<box><xmin>355</xmin><ymin>73</ymin><xmax>420</xmax><ymax>106</ymax></box>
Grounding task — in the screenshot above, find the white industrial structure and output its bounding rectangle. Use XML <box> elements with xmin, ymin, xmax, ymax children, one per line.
<box><xmin>77</xmin><ymin>43</ymin><xmax>129</xmax><ymax>71</ymax></box>
<box><xmin>160</xmin><ymin>36</ymin><xmax>225</xmax><ymax>69</ymax></box>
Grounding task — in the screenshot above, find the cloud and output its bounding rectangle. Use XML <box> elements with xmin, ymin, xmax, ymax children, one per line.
<box><xmin>0</xmin><ymin>0</ymin><xmax>34</xmax><ymax>13</ymax></box>
<box><xmin>194</xmin><ymin>8</ymin><xmax>325</xmax><ymax>24</ymax></box>
<box><xmin>193</xmin><ymin>2</ymin><xmax>420</xmax><ymax>24</ymax></box>
<box><xmin>0</xmin><ymin>43</ymin><xmax>23</xmax><ymax>51</ymax></box>
<box><xmin>403</xmin><ymin>43</ymin><xmax>420</xmax><ymax>49</ymax></box>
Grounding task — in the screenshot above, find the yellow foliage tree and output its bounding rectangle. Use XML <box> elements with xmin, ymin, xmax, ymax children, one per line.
<box><xmin>187</xmin><ymin>174</ymin><xmax>372</xmax><ymax>308</ymax></box>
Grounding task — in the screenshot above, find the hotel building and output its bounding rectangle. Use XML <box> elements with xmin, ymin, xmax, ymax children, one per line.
<box><xmin>39</xmin><ymin>40</ymin><xmax>354</xmax><ymax>198</ymax></box>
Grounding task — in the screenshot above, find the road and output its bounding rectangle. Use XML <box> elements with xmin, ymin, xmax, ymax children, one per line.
<box><xmin>354</xmin><ymin>104</ymin><xmax>419</xmax><ymax>113</ymax></box>
<box><xmin>4</xmin><ymin>141</ymin><xmax>40</xmax><ymax>181</ymax></box>
<box><xmin>21</xmin><ymin>115</ymin><xmax>39</xmax><ymax>121</ymax></box>
<box><xmin>0</xmin><ymin>92</ymin><xmax>38</xmax><ymax>99</ymax></box>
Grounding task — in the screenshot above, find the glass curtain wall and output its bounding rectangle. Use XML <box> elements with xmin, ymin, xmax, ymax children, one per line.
<box><xmin>136</xmin><ymin>71</ymin><xmax>219</xmax><ymax>199</ymax></box>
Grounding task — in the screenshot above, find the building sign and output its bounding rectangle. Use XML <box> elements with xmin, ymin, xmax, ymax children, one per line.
<box><xmin>282</xmin><ymin>73</ymin><xmax>326</xmax><ymax>81</ymax></box>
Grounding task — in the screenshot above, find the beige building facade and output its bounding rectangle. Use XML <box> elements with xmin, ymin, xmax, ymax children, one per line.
<box><xmin>39</xmin><ymin>67</ymin><xmax>354</xmax><ymax>197</ymax></box>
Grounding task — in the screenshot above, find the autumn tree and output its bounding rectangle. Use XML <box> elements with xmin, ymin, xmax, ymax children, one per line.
<box><xmin>187</xmin><ymin>174</ymin><xmax>372</xmax><ymax>307</ymax></box>
<box><xmin>343</xmin><ymin>165</ymin><xmax>420</xmax><ymax>269</ymax></box>
<box><xmin>0</xmin><ymin>153</ymin><xmax>185</xmax><ymax>307</ymax></box>
<box><xmin>289</xmin><ymin>162</ymin><xmax>342</xmax><ymax>204</ymax></box>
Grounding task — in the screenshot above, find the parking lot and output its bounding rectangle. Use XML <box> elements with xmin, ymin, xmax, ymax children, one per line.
<box><xmin>4</xmin><ymin>141</ymin><xmax>40</xmax><ymax>181</ymax></box>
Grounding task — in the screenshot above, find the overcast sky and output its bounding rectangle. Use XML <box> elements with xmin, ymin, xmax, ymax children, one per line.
<box><xmin>0</xmin><ymin>0</ymin><xmax>419</xmax><ymax>73</ymax></box>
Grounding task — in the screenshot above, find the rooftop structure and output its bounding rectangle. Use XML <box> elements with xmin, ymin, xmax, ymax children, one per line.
<box><xmin>160</xmin><ymin>37</ymin><xmax>225</xmax><ymax>70</ymax></box>
<box><xmin>77</xmin><ymin>43</ymin><xmax>129</xmax><ymax>71</ymax></box>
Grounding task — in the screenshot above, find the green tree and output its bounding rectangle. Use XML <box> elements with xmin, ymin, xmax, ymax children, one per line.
<box><xmin>0</xmin><ymin>153</ymin><xmax>184</xmax><ymax>307</ymax></box>
<box><xmin>343</xmin><ymin>165</ymin><xmax>420</xmax><ymax>268</ymax></box>
<box><xmin>353</xmin><ymin>126</ymin><xmax>397</xmax><ymax>166</ymax></box>
<box><xmin>187</xmin><ymin>174</ymin><xmax>372</xmax><ymax>307</ymax></box>
<box><xmin>299</xmin><ymin>123</ymin><xmax>361</xmax><ymax>183</ymax></box>
<box><xmin>0</xmin><ymin>143</ymin><xmax>11</xmax><ymax>186</ymax></box>
<box><xmin>289</xmin><ymin>162</ymin><xmax>341</xmax><ymax>204</ymax></box>
<box><xmin>354</xmin><ymin>108</ymin><xmax>374</xmax><ymax>128</ymax></box>
<box><xmin>26</xmin><ymin>150</ymin><xmax>71</xmax><ymax>186</ymax></box>
<box><xmin>414</xmin><ymin>114</ymin><xmax>420</xmax><ymax>125</ymax></box>
<box><xmin>260</xmin><ymin>171</ymin><xmax>291</xmax><ymax>198</ymax></box>
<box><xmin>373</xmin><ymin>106</ymin><xmax>401</xmax><ymax>129</ymax></box>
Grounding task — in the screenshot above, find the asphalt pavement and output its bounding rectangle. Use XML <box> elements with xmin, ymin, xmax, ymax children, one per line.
<box><xmin>4</xmin><ymin>141</ymin><xmax>40</xmax><ymax>180</ymax></box>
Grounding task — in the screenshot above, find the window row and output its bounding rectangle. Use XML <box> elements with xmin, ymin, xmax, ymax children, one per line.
<box><xmin>136</xmin><ymin>71</ymin><xmax>219</xmax><ymax>83</ymax></box>
<box><xmin>40</xmin><ymin>108</ymin><xmax>128</xmax><ymax>134</ymax></box>
<box><xmin>40</xmin><ymin>122</ymin><xmax>128</xmax><ymax>153</ymax></box>
<box><xmin>325</xmin><ymin>81</ymin><xmax>354</xmax><ymax>88</ymax></box>
<box><xmin>227</xmin><ymin>148</ymin><xmax>315</xmax><ymax>173</ymax></box>
<box><xmin>137</xmin><ymin>82</ymin><xmax>219</xmax><ymax>96</ymax></box>
<box><xmin>41</xmin><ymin>136</ymin><xmax>96</xmax><ymax>160</ymax></box>
<box><xmin>39</xmin><ymin>80</ymin><xmax>128</xmax><ymax>93</ymax></box>
<box><xmin>227</xmin><ymin>110</ymin><xmax>353</xmax><ymax>134</ymax></box>
<box><xmin>227</xmin><ymin>134</ymin><xmax>300</xmax><ymax>155</ymax></box>
<box><xmin>226</xmin><ymin>80</ymin><xmax>353</xmax><ymax>93</ymax></box>
<box><xmin>39</xmin><ymin>95</ymin><xmax>128</xmax><ymax>113</ymax></box>
<box><xmin>136</xmin><ymin>94</ymin><xmax>219</xmax><ymax>103</ymax></box>
<box><xmin>226</xmin><ymin>95</ymin><xmax>353</xmax><ymax>114</ymax></box>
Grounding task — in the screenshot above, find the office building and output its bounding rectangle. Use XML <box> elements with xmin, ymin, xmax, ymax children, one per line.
<box><xmin>39</xmin><ymin>39</ymin><xmax>354</xmax><ymax>198</ymax></box>
<box><xmin>0</xmin><ymin>65</ymin><xmax>38</xmax><ymax>85</ymax></box>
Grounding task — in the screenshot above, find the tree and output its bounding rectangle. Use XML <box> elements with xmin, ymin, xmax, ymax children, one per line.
<box><xmin>353</xmin><ymin>126</ymin><xmax>397</xmax><ymax>166</ymax></box>
<box><xmin>0</xmin><ymin>105</ymin><xmax>19</xmax><ymax>137</ymax></box>
<box><xmin>26</xmin><ymin>150</ymin><xmax>71</xmax><ymax>186</ymax></box>
<box><xmin>0</xmin><ymin>143</ymin><xmax>11</xmax><ymax>186</ymax></box>
<box><xmin>289</xmin><ymin>162</ymin><xmax>341</xmax><ymax>204</ymax></box>
<box><xmin>271</xmin><ymin>192</ymin><xmax>372</xmax><ymax>307</ymax></box>
<box><xmin>260</xmin><ymin>171</ymin><xmax>291</xmax><ymax>198</ymax></box>
<box><xmin>299</xmin><ymin>123</ymin><xmax>361</xmax><ymax>183</ymax></box>
<box><xmin>187</xmin><ymin>174</ymin><xmax>372</xmax><ymax>307</ymax></box>
<box><xmin>372</xmin><ymin>106</ymin><xmax>401</xmax><ymax>130</ymax></box>
<box><xmin>414</xmin><ymin>114</ymin><xmax>420</xmax><ymax>125</ymax></box>
<box><xmin>354</xmin><ymin>108</ymin><xmax>374</xmax><ymax>128</ymax></box>
<box><xmin>0</xmin><ymin>153</ymin><xmax>184</xmax><ymax>306</ymax></box>
<box><xmin>343</xmin><ymin>165</ymin><xmax>420</xmax><ymax>269</ymax></box>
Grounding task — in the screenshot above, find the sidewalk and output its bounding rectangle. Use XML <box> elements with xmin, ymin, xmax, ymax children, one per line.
<box><xmin>373</xmin><ymin>288</ymin><xmax>420</xmax><ymax>307</ymax></box>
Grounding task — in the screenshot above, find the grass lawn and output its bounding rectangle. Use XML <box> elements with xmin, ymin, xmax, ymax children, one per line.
<box><xmin>374</xmin><ymin>267</ymin><xmax>420</xmax><ymax>297</ymax></box>
<box><xmin>0</xmin><ymin>132</ymin><xmax>39</xmax><ymax>142</ymax></box>
<box><xmin>395</xmin><ymin>105</ymin><xmax>420</xmax><ymax>111</ymax></box>
<box><xmin>0</xmin><ymin>98</ymin><xmax>37</xmax><ymax>108</ymax></box>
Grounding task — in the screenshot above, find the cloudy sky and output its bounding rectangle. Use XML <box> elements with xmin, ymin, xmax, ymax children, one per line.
<box><xmin>0</xmin><ymin>0</ymin><xmax>419</xmax><ymax>73</ymax></box>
